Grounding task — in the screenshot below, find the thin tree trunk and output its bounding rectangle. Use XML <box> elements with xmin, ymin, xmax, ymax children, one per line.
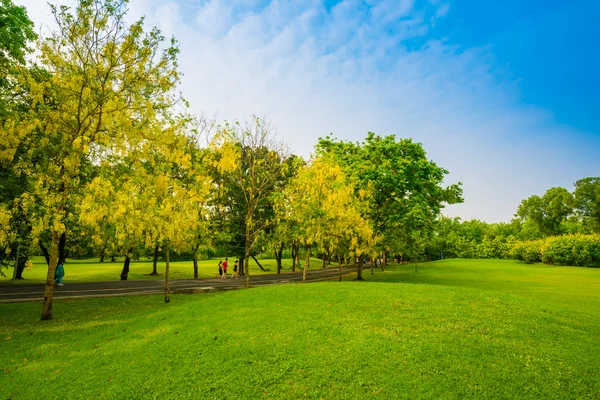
<box><xmin>58</xmin><ymin>232</ymin><xmax>66</xmax><ymax>265</ymax></box>
<box><xmin>149</xmin><ymin>245</ymin><xmax>159</xmax><ymax>276</ymax></box>
<box><xmin>239</xmin><ymin>257</ymin><xmax>245</xmax><ymax>276</ymax></box>
<box><xmin>40</xmin><ymin>231</ymin><xmax>60</xmax><ymax>320</ymax></box>
<box><xmin>39</xmin><ymin>243</ymin><xmax>50</xmax><ymax>266</ymax></box>
<box><xmin>244</xmin><ymin>244</ymin><xmax>251</xmax><ymax>289</ymax></box>
<box><xmin>303</xmin><ymin>244</ymin><xmax>311</xmax><ymax>282</ymax></box>
<box><xmin>337</xmin><ymin>247</ymin><xmax>342</xmax><ymax>282</ymax></box>
<box><xmin>382</xmin><ymin>252</ymin><xmax>387</xmax><ymax>271</ymax></box>
<box><xmin>251</xmin><ymin>255</ymin><xmax>266</xmax><ymax>271</ymax></box>
<box><xmin>292</xmin><ymin>243</ymin><xmax>300</xmax><ymax>272</ymax></box>
<box><xmin>15</xmin><ymin>255</ymin><xmax>26</xmax><ymax>280</ymax></box>
<box><xmin>110</xmin><ymin>255</ymin><xmax>116</xmax><ymax>263</ymax></box>
<box><xmin>99</xmin><ymin>247</ymin><xmax>105</xmax><ymax>263</ymax></box>
<box><xmin>321</xmin><ymin>253</ymin><xmax>326</xmax><ymax>268</ymax></box>
<box><xmin>120</xmin><ymin>249</ymin><xmax>132</xmax><ymax>280</ymax></box>
<box><xmin>192</xmin><ymin>244</ymin><xmax>199</xmax><ymax>279</ymax></box>
<box><xmin>164</xmin><ymin>243</ymin><xmax>170</xmax><ymax>303</ymax></box>
<box><xmin>244</xmin><ymin>218</ymin><xmax>251</xmax><ymax>288</ymax></box>
<box><xmin>275</xmin><ymin>242</ymin><xmax>283</xmax><ymax>274</ymax></box>
<box><xmin>355</xmin><ymin>257</ymin><xmax>365</xmax><ymax>281</ymax></box>
<box><xmin>291</xmin><ymin>243</ymin><xmax>296</xmax><ymax>272</ymax></box>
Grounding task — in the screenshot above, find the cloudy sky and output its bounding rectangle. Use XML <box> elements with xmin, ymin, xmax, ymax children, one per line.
<box><xmin>16</xmin><ymin>0</ymin><xmax>600</xmax><ymax>222</ymax></box>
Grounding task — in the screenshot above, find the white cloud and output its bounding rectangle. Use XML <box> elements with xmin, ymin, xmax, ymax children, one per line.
<box><xmin>14</xmin><ymin>0</ymin><xmax>600</xmax><ymax>222</ymax></box>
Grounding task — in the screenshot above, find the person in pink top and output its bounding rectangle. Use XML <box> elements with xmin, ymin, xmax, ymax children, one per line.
<box><xmin>221</xmin><ymin>258</ymin><xmax>228</xmax><ymax>279</ymax></box>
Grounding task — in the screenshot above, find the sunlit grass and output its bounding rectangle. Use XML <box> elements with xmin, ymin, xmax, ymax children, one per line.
<box><xmin>1</xmin><ymin>259</ymin><xmax>599</xmax><ymax>399</ymax></box>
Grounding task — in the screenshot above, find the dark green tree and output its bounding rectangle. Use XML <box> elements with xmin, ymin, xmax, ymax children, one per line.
<box><xmin>316</xmin><ymin>133</ymin><xmax>463</xmax><ymax>274</ymax></box>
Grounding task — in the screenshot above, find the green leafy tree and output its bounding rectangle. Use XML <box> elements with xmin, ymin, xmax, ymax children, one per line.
<box><xmin>216</xmin><ymin>118</ymin><xmax>288</xmax><ymax>288</ymax></box>
<box><xmin>316</xmin><ymin>133</ymin><xmax>463</xmax><ymax>271</ymax></box>
<box><xmin>516</xmin><ymin>187</ymin><xmax>574</xmax><ymax>236</ymax></box>
<box><xmin>0</xmin><ymin>0</ymin><xmax>36</xmax><ymax>277</ymax></box>
<box><xmin>574</xmin><ymin>177</ymin><xmax>600</xmax><ymax>233</ymax></box>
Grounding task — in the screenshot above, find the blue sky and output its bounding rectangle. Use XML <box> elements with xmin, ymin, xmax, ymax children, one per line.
<box><xmin>18</xmin><ymin>0</ymin><xmax>600</xmax><ymax>222</ymax></box>
<box><xmin>436</xmin><ymin>0</ymin><xmax>600</xmax><ymax>135</ymax></box>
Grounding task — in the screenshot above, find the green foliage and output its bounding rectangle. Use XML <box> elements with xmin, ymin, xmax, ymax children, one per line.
<box><xmin>516</xmin><ymin>187</ymin><xmax>574</xmax><ymax>236</ymax></box>
<box><xmin>541</xmin><ymin>234</ymin><xmax>600</xmax><ymax>267</ymax></box>
<box><xmin>510</xmin><ymin>239</ymin><xmax>544</xmax><ymax>264</ymax></box>
<box><xmin>511</xmin><ymin>234</ymin><xmax>600</xmax><ymax>267</ymax></box>
<box><xmin>316</xmin><ymin>133</ymin><xmax>463</xmax><ymax>256</ymax></box>
<box><xmin>574</xmin><ymin>177</ymin><xmax>600</xmax><ymax>233</ymax></box>
<box><xmin>0</xmin><ymin>0</ymin><xmax>36</xmax><ymax>66</ymax></box>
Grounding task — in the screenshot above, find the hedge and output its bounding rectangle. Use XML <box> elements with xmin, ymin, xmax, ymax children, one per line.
<box><xmin>511</xmin><ymin>234</ymin><xmax>600</xmax><ymax>267</ymax></box>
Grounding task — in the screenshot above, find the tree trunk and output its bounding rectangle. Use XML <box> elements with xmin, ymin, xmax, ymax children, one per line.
<box><xmin>120</xmin><ymin>249</ymin><xmax>132</xmax><ymax>280</ymax></box>
<box><xmin>371</xmin><ymin>257</ymin><xmax>375</xmax><ymax>275</ymax></box>
<box><xmin>149</xmin><ymin>245</ymin><xmax>159</xmax><ymax>276</ymax></box>
<box><xmin>244</xmin><ymin>219</ymin><xmax>252</xmax><ymax>288</ymax></box>
<box><xmin>58</xmin><ymin>232</ymin><xmax>66</xmax><ymax>265</ymax></box>
<box><xmin>355</xmin><ymin>257</ymin><xmax>365</xmax><ymax>281</ymax></box>
<box><xmin>192</xmin><ymin>244</ymin><xmax>199</xmax><ymax>279</ymax></box>
<box><xmin>164</xmin><ymin>243</ymin><xmax>170</xmax><ymax>303</ymax></box>
<box><xmin>99</xmin><ymin>247</ymin><xmax>105</xmax><ymax>263</ymax></box>
<box><xmin>239</xmin><ymin>257</ymin><xmax>245</xmax><ymax>276</ymax></box>
<box><xmin>15</xmin><ymin>257</ymin><xmax>26</xmax><ymax>280</ymax></box>
<box><xmin>41</xmin><ymin>231</ymin><xmax>60</xmax><ymax>320</ymax></box>
<box><xmin>292</xmin><ymin>243</ymin><xmax>300</xmax><ymax>272</ymax></box>
<box><xmin>291</xmin><ymin>243</ymin><xmax>297</xmax><ymax>272</ymax></box>
<box><xmin>251</xmin><ymin>255</ymin><xmax>266</xmax><ymax>271</ymax></box>
<box><xmin>337</xmin><ymin>248</ymin><xmax>342</xmax><ymax>282</ymax></box>
<box><xmin>321</xmin><ymin>253</ymin><xmax>326</xmax><ymax>268</ymax></box>
<box><xmin>303</xmin><ymin>244</ymin><xmax>311</xmax><ymax>282</ymax></box>
<box><xmin>110</xmin><ymin>255</ymin><xmax>116</xmax><ymax>263</ymax></box>
<box><xmin>244</xmin><ymin>244</ymin><xmax>251</xmax><ymax>289</ymax></box>
<box><xmin>275</xmin><ymin>242</ymin><xmax>283</xmax><ymax>274</ymax></box>
<box><xmin>382</xmin><ymin>252</ymin><xmax>387</xmax><ymax>271</ymax></box>
<box><xmin>39</xmin><ymin>243</ymin><xmax>50</xmax><ymax>266</ymax></box>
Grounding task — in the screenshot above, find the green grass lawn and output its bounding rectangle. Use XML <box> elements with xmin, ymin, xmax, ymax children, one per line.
<box><xmin>1</xmin><ymin>256</ymin><xmax>337</xmax><ymax>284</ymax></box>
<box><xmin>1</xmin><ymin>259</ymin><xmax>599</xmax><ymax>399</ymax></box>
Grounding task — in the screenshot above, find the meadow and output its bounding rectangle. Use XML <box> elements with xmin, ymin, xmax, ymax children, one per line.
<box><xmin>1</xmin><ymin>259</ymin><xmax>599</xmax><ymax>399</ymax></box>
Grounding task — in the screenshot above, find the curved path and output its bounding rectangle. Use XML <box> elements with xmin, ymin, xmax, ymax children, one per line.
<box><xmin>0</xmin><ymin>266</ymin><xmax>358</xmax><ymax>303</ymax></box>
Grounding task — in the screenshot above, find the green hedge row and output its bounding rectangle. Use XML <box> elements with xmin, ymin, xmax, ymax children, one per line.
<box><xmin>511</xmin><ymin>234</ymin><xmax>600</xmax><ymax>267</ymax></box>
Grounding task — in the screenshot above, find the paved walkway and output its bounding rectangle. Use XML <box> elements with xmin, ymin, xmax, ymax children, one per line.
<box><xmin>0</xmin><ymin>266</ymin><xmax>358</xmax><ymax>303</ymax></box>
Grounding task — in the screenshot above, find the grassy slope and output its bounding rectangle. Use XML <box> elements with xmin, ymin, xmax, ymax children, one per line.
<box><xmin>1</xmin><ymin>256</ymin><xmax>336</xmax><ymax>284</ymax></box>
<box><xmin>1</xmin><ymin>259</ymin><xmax>600</xmax><ymax>399</ymax></box>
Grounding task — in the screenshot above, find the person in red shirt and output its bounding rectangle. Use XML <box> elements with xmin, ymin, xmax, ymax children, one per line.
<box><xmin>221</xmin><ymin>258</ymin><xmax>228</xmax><ymax>279</ymax></box>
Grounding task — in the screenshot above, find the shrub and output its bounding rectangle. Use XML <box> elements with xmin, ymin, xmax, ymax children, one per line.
<box><xmin>511</xmin><ymin>239</ymin><xmax>543</xmax><ymax>264</ymax></box>
<box><xmin>541</xmin><ymin>234</ymin><xmax>600</xmax><ymax>267</ymax></box>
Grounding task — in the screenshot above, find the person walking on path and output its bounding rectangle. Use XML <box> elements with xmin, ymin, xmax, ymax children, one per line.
<box><xmin>232</xmin><ymin>260</ymin><xmax>239</xmax><ymax>279</ymax></box>
<box><xmin>54</xmin><ymin>264</ymin><xmax>65</xmax><ymax>286</ymax></box>
<box><xmin>217</xmin><ymin>261</ymin><xmax>223</xmax><ymax>278</ymax></box>
<box><xmin>221</xmin><ymin>258</ymin><xmax>228</xmax><ymax>279</ymax></box>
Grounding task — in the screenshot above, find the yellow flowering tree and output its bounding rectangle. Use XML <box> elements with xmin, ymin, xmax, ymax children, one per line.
<box><xmin>4</xmin><ymin>0</ymin><xmax>184</xmax><ymax>320</ymax></box>
<box><xmin>274</xmin><ymin>156</ymin><xmax>373</xmax><ymax>282</ymax></box>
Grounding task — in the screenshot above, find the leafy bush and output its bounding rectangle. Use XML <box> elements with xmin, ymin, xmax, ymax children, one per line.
<box><xmin>512</xmin><ymin>234</ymin><xmax>600</xmax><ymax>267</ymax></box>
<box><xmin>511</xmin><ymin>239</ymin><xmax>543</xmax><ymax>264</ymax></box>
<box><xmin>541</xmin><ymin>234</ymin><xmax>600</xmax><ymax>267</ymax></box>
